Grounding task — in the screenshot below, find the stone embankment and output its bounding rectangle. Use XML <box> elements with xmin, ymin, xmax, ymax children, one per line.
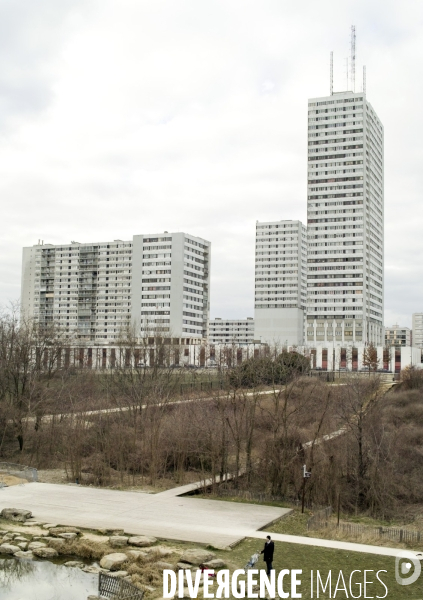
<box><xmin>0</xmin><ymin>508</ymin><xmax>228</xmax><ymax>598</ymax></box>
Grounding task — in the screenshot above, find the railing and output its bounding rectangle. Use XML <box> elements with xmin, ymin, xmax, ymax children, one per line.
<box><xmin>98</xmin><ymin>573</ymin><xmax>144</xmax><ymax>599</ymax></box>
<box><xmin>307</xmin><ymin>506</ymin><xmax>333</xmax><ymax>530</ymax></box>
<box><xmin>0</xmin><ymin>463</ymin><xmax>38</xmax><ymax>482</ymax></box>
<box><xmin>307</xmin><ymin>507</ymin><xmax>423</xmax><ymax>544</ymax></box>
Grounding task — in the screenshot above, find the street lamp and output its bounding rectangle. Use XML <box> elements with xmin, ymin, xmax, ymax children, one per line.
<box><xmin>301</xmin><ymin>464</ymin><xmax>311</xmax><ymax>513</ymax></box>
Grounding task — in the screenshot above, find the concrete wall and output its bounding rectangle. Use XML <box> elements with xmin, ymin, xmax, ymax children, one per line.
<box><xmin>254</xmin><ymin>307</ymin><xmax>305</xmax><ymax>346</ymax></box>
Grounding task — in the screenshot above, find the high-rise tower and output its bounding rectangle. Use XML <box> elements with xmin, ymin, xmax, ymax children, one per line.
<box><xmin>306</xmin><ymin>90</ymin><xmax>384</xmax><ymax>346</ymax></box>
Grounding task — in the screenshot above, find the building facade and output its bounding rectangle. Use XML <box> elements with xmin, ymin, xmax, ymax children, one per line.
<box><xmin>254</xmin><ymin>220</ymin><xmax>307</xmax><ymax>346</ymax></box>
<box><xmin>306</xmin><ymin>90</ymin><xmax>384</xmax><ymax>347</ymax></box>
<box><xmin>385</xmin><ymin>324</ymin><xmax>411</xmax><ymax>347</ymax></box>
<box><xmin>412</xmin><ymin>313</ymin><xmax>423</xmax><ymax>349</ymax></box>
<box><xmin>209</xmin><ymin>318</ymin><xmax>254</xmax><ymax>345</ymax></box>
<box><xmin>21</xmin><ymin>232</ymin><xmax>210</xmax><ymax>343</ymax></box>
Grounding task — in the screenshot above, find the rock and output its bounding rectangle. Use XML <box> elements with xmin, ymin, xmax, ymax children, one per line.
<box><xmin>2</xmin><ymin>533</ymin><xmax>16</xmax><ymax>541</ymax></box>
<box><xmin>203</xmin><ymin>559</ymin><xmax>226</xmax><ymax>569</ymax></box>
<box><xmin>14</xmin><ymin>551</ymin><xmax>34</xmax><ymax>559</ymax></box>
<box><xmin>14</xmin><ymin>536</ymin><xmax>29</xmax><ymax>543</ymax></box>
<box><xmin>177</xmin><ymin>562</ymin><xmax>193</xmax><ymax>570</ymax></box>
<box><xmin>64</xmin><ymin>561</ymin><xmax>85</xmax><ymax>568</ymax></box>
<box><xmin>0</xmin><ymin>544</ymin><xmax>21</xmax><ymax>554</ymax></box>
<box><xmin>126</xmin><ymin>550</ymin><xmax>147</xmax><ymax>559</ymax></box>
<box><xmin>17</xmin><ymin>542</ymin><xmax>28</xmax><ymax>550</ymax></box>
<box><xmin>33</xmin><ymin>533</ymin><xmax>49</xmax><ymax>538</ymax></box>
<box><xmin>109</xmin><ymin>535</ymin><xmax>128</xmax><ymax>548</ymax></box>
<box><xmin>33</xmin><ymin>547</ymin><xmax>59</xmax><ymax>558</ymax></box>
<box><xmin>43</xmin><ymin>523</ymin><xmax>58</xmax><ymax>529</ymax></box>
<box><xmin>28</xmin><ymin>541</ymin><xmax>46</xmax><ymax>550</ymax></box>
<box><xmin>49</xmin><ymin>526</ymin><xmax>81</xmax><ymax>536</ymax></box>
<box><xmin>108</xmin><ymin>570</ymin><xmax>128</xmax><ymax>578</ymax></box>
<box><xmin>87</xmin><ymin>596</ymin><xmax>101</xmax><ymax>600</ymax></box>
<box><xmin>128</xmin><ymin>535</ymin><xmax>157</xmax><ymax>547</ymax></box>
<box><xmin>152</xmin><ymin>546</ymin><xmax>173</xmax><ymax>558</ymax></box>
<box><xmin>82</xmin><ymin>565</ymin><xmax>103</xmax><ymax>574</ymax></box>
<box><xmin>154</xmin><ymin>561</ymin><xmax>174</xmax><ymax>570</ymax></box>
<box><xmin>100</xmin><ymin>553</ymin><xmax>128</xmax><ymax>571</ymax></box>
<box><xmin>1</xmin><ymin>508</ymin><xmax>32</xmax><ymax>522</ymax></box>
<box><xmin>58</xmin><ymin>532</ymin><xmax>77</xmax><ymax>540</ymax></box>
<box><xmin>23</xmin><ymin>522</ymin><xmax>42</xmax><ymax>527</ymax></box>
<box><xmin>180</xmin><ymin>549</ymin><xmax>215</xmax><ymax>565</ymax></box>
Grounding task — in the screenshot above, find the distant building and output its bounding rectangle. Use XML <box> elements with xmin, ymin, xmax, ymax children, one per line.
<box><xmin>412</xmin><ymin>313</ymin><xmax>423</xmax><ymax>349</ymax></box>
<box><xmin>254</xmin><ymin>220</ymin><xmax>307</xmax><ymax>346</ymax></box>
<box><xmin>306</xmin><ymin>90</ymin><xmax>384</xmax><ymax>346</ymax></box>
<box><xmin>209</xmin><ymin>318</ymin><xmax>254</xmax><ymax>345</ymax></box>
<box><xmin>21</xmin><ymin>232</ymin><xmax>211</xmax><ymax>343</ymax></box>
<box><xmin>385</xmin><ymin>325</ymin><xmax>411</xmax><ymax>347</ymax></box>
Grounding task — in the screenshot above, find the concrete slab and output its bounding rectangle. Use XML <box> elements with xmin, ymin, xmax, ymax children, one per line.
<box><xmin>0</xmin><ymin>482</ymin><xmax>290</xmax><ymax>548</ymax></box>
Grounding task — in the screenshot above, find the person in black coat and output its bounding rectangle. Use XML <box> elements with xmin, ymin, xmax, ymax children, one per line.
<box><xmin>261</xmin><ymin>535</ymin><xmax>274</xmax><ymax>575</ymax></box>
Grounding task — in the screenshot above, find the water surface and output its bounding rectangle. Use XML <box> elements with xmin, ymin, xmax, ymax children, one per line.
<box><xmin>0</xmin><ymin>557</ymin><xmax>97</xmax><ymax>600</ymax></box>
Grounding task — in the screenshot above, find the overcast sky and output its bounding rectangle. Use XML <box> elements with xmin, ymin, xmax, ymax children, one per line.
<box><xmin>0</xmin><ymin>0</ymin><xmax>422</xmax><ymax>327</ymax></box>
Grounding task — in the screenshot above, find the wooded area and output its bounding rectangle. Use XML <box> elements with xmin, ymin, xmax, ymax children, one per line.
<box><xmin>1</xmin><ymin>311</ymin><xmax>423</xmax><ymax>521</ymax></box>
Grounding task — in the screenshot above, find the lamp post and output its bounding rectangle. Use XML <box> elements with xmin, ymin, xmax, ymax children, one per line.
<box><xmin>301</xmin><ymin>464</ymin><xmax>311</xmax><ymax>513</ymax></box>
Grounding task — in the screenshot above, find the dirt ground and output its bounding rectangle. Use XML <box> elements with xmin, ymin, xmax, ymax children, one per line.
<box><xmin>36</xmin><ymin>467</ymin><xmax>202</xmax><ymax>492</ymax></box>
<box><xmin>0</xmin><ymin>473</ymin><xmax>28</xmax><ymax>486</ymax></box>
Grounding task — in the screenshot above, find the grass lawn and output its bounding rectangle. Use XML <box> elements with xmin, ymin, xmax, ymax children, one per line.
<box><xmin>211</xmin><ymin>537</ymin><xmax>423</xmax><ymax>599</ymax></box>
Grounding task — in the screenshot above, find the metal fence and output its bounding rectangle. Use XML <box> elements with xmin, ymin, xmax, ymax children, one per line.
<box><xmin>98</xmin><ymin>573</ymin><xmax>144</xmax><ymax>600</ymax></box>
<box><xmin>0</xmin><ymin>462</ymin><xmax>38</xmax><ymax>482</ymax></box>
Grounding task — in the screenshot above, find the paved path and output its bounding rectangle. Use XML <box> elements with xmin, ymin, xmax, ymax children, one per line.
<box><xmin>0</xmin><ymin>482</ymin><xmax>289</xmax><ymax>548</ymax></box>
<box><xmin>0</xmin><ymin>482</ymin><xmax>413</xmax><ymax>559</ymax></box>
<box><xmin>253</xmin><ymin>531</ymin><xmax>407</xmax><ymax>559</ymax></box>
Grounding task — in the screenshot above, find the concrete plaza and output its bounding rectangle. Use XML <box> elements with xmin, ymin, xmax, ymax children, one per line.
<box><xmin>0</xmin><ymin>482</ymin><xmax>289</xmax><ymax>547</ymax></box>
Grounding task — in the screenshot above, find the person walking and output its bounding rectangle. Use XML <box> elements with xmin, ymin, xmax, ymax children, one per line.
<box><xmin>261</xmin><ymin>535</ymin><xmax>274</xmax><ymax>576</ymax></box>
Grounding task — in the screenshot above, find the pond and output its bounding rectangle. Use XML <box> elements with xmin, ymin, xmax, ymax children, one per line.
<box><xmin>0</xmin><ymin>557</ymin><xmax>98</xmax><ymax>599</ymax></box>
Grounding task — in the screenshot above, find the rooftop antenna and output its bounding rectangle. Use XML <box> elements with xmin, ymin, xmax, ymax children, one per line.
<box><xmin>330</xmin><ymin>51</ymin><xmax>333</xmax><ymax>95</ymax></box>
<box><xmin>363</xmin><ymin>65</ymin><xmax>366</xmax><ymax>96</ymax></box>
<box><xmin>350</xmin><ymin>25</ymin><xmax>356</xmax><ymax>92</ymax></box>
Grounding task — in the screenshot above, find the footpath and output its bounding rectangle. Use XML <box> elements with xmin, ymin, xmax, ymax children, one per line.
<box><xmin>0</xmin><ymin>479</ymin><xmax>415</xmax><ymax>559</ymax></box>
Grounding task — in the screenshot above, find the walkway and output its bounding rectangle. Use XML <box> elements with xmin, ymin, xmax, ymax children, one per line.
<box><xmin>0</xmin><ymin>482</ymin><xmax>289</xmax><ymax>548</ymax></box>
<box><xmin>0</xmin><ymin>481</ymin><xmax>413</xmax><ymax>559</ymax></box>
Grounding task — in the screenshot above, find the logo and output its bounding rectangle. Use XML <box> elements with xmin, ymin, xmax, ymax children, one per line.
<box><xmin>395</xmin><ymin>550</ymin><xmax>422</xmax><ymax>586</ymax></box>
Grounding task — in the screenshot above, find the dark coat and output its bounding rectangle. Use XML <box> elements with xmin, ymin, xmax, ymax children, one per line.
<box><xmin>262</xmin><ymin>540</ymin><xmax>274</xmax><ymax>562</ymax></box>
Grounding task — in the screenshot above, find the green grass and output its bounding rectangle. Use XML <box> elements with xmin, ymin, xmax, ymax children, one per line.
<box><xmin>211</xmin><ymin>537</ymin><xmax>423</xmax><ymax>599</ymax></box>
<box><xmin>267</xmin><ymin>509</ymin><xmax>311</xmax><ymax>536</ymax></box>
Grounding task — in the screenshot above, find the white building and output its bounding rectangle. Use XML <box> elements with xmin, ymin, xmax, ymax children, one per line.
<box><xmin>209</xmin><ymin>318</ymin><xmax>254</xmax><ymax>345</ymax></box>
<box><xmin>306</xmin><ymin>90</ymin><xmax>384</xmax><ymax>347</ymax></box>
<box><xmin>254</xmin><ymin>220</ymin><xmax>307</xmax><ymax>346</ymax></box>
<box><xmin>385</xmin><ymin>324</ymin><xmax>411</xmax><ymax>347</ymax></box>
<box><xmin>412</xmin><ymin>313</ymin><xmax>423</xmax><ymax>349</ymax></box>
<box><xmin>21</xmin><ymin>232</ymin><xmax>210</xmax><ymax>343</ymax></box>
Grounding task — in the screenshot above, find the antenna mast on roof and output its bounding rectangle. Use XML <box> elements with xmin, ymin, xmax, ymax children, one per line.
<box><xmin>330</xmin><ymin>51</ymin><xmax>333</xmax><ymax>95</ymax></box>
<box><xmin>350</xmin><ymin>25</ymin><xmax>356</xmax><ymax>92</ymax></box>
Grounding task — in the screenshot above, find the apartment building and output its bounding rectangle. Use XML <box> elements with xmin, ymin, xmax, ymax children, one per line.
<box><xmin>21</xmin><ymin>232</ymin><xmax>210</xmax><ymax>343</ymax></box>
<box><xmin>209</xmin><ymin>318</ymin><xmax>254</xmax><ymax>345</ymax></box>
<box><xmin>385</xmin><ymin>324</ymin><xmax>411</xmax><ymax>347</ymax></box>
<box><xmin>412</xmin><ymin>313</ymin><xmax>423</xmax><ymax>349</ymax></box>
<box><xmin>306</xmin><ymin>90</ymin><xmax>384</xmax><ymax>346</ymax></box>
<box><xmin>254</xmin><ymin>220</ymin><xmax>307</xmax><ymax>346</ymax></box>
